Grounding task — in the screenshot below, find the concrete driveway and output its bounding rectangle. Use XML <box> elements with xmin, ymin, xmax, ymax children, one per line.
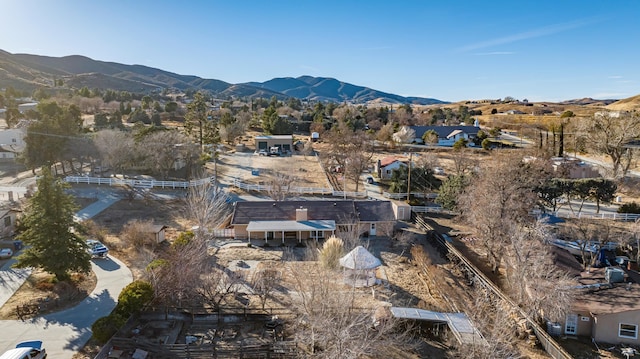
<box><xmin>0</xmin><ymin>255</ymin><xmax>132</xmax><ymax>358</ymax></box>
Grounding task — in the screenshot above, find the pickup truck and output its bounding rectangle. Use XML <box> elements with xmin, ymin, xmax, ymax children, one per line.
<box><xmin>87</xmin><ymin>239</ymin><xmax>108</xmax><ymax>258</ymax></box>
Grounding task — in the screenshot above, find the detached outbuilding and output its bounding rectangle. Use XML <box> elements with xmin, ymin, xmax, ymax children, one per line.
<box><xmin>146</xmin><ymin>225</ymin><xmax>168</xmax><ymax>244</ymax></box>
<box><xmin>254</xmin><ymin>135</ymin><xmax>293</xmax><ymax>154</ymax></box>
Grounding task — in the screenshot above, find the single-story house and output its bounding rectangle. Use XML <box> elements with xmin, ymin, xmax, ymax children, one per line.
<box><xmin>0</xmin><ymin>128</ymin><xmax>26</xmax><ymax>157</ymax></box>
<box><xmin>409</xmin><ymin>125</ymin><xmax>480</xmax><ymax>147</ymax></box>
<box><xmin>18</xmin><ymin>102</ymin><xmax>38</xmax><ymax>113</ymax></box>
<box><xmin>254</xmin><ymin>135</ymin><xmax>293</xmax><ymax>153</ymax></box>
<box><xmin>563</xmin><ymin>267</ymin><xmax>640</xmax><ymax>345</ymax></box>
<box><xmin>550</xmin><ymin>157</ymin><xmax>601</xmax><ymax>179</ymax></box>
<box><xmin>0</xmin><ymin>208</ymin><xmax>20</xmax><ymax>238</ymax></box>
<box><xmin>375</xmin><ymin>156</ymin><xmax>408</xmax><ymax>180</ymax></box>
<box><xmin>229</xmin><ymin>200</ymin><xmax>396</xmax><ymax>242</ymax></box>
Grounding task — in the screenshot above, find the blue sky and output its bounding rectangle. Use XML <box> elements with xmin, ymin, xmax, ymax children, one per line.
<box><xmin>2</xmin><ymin>0</ymin><xmax>639</xmax><ymax>102</ymax></box>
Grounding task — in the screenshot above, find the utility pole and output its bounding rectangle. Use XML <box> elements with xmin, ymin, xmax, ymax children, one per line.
<box><xmin>406</xmin><ymin>152</ymin><xmax>412</xmax><ymax>203</ymax></box>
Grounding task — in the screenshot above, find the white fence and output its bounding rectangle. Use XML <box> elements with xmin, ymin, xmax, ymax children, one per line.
<box><xmin>64</xmin><ymin>176</ymin><xmax>214</xmax><ymax>189</ymax></box>
<box><xmin>554</xmin><ymin>211</ymin><xmax>640</xmax><ymax>222</ymax></box>
<box><xmin>383</xmin><ymin>192</ymin><xmax>438</xmax><ymax>200</ymax></box>
<box><xmin>411</xmin><ymin>206</ymin><xmax>455</xmax><ymax>215</ymax></box>
<box><xmin>232</xmin><ymin>179</ymin><xmax>366</xmax><ymax>198</ymax></box>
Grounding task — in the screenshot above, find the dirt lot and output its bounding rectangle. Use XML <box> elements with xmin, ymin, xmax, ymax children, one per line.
<box><xmin>215</xmin><ymin>151</ymin><xmax>330</xmax><ymax>189</ymax></box>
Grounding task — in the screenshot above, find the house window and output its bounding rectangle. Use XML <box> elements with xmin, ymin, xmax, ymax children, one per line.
<box><xmin>565</xmin><ymin>314</ymin><xmax>577</xmax><ymax>335</ymax></box>
<box><xmin>3</xmin><ymin>216</ymin><xmax>10</xmax><ymax>227</ymax></box>
<box><xmin>619</xmin><ymin>323</ymin><xmax>638</xmax><ymax>339</ymax></box>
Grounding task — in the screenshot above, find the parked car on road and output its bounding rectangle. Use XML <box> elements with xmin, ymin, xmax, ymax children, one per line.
<box><xmin>0</xmin><ymin>248</ymin><xmax>13</xmax><ymax>259</ymax></box>
<box><xmin>257</xmin><ymin>149</ymin><xmax>268</xmax><ymax>156</ymax></box>
<box><xmin>0</xmin><ymin>341</ymin><xmax>46</xmax><ymax>359</ymax></box>
<box><xmin>365</xmin><ymin>176</ymin><xmax>375</xmax><ymax>184</ymax></box>
<box><xmin>87</xmin><ymin>239</ymin><xmax>108</xmax><ymax>258</ymax></box>
<box><xmin>434</xmin><ymin>167</ymin><xmax>445</xmax><ymax>175</ymax></box>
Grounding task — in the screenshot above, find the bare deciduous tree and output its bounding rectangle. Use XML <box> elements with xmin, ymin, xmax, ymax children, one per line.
<box><xmin>266</xmin><ymin>172</ymin><xmax>296</xmax><ymax>201</ymax></box>
<box><xmin>458</xmin><ymin>152</ymin><xmax>543</xmax><ymax>272</ymax></box>
<box><xmin>285</xmin><ymin>263</ymin><xmax>414</xmax><ymax>358</ymax></box>
<box><xmin>146</xmin><ymin>239</ymin><xmax>209</xmax><ymax>307</ymax></box>
<box><xmin>578</xmin><ymin>111</ymin><xmax>640</xmax><ymax>177</ymax></box>
<box><xmin>450</xmin><ymin>148</ymin><xmax>478</xmax><ymax>176</ymax></box>
<box><xmin>185</xmin><ymin>181</ymin><xmax>231</xmax><ymax>241</ymax></box>
<box><xmin>504</xmin><ymin>220</ymin><xmax>574</xmax><ymax>323</ymax></box>
<box><xmin>121</xmin><ymin>219</ymin><xmax>158</xmax><ymax>250</ymax></box>
<box><xmin>139</xmin><ymin>130</ymin><xmax>192</xmax><ymax>180</ymax></box>
<box><xmin>198</xmin><ymin>266</ymin><xmax>245</xmax><ymax>310</ymax></box>
<box><xmin>392</xmin><ymin>126</ymin><xmax>416</xmax><ymax>144</ymax></box>
<box><xmin>250</xmin><ymin>264</ymin><xmax>282</xmax><ymax>310</ymax></box>
<box><xmin>93</xmin><ymin>129</ymin><xmax>135</xmax><ymax>174</ymax></box>
<box><xmin>450</xmin><ymin>286</ymin><xmax>519</xmax><ymax>359</ymax></box>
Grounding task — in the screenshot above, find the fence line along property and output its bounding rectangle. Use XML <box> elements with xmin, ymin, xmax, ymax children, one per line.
<box><xmin>64</xmin><ymin>176</ymin><xmax>214</xmax><ymax>189</ymax></box>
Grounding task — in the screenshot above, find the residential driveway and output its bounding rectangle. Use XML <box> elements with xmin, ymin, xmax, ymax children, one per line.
<box><xmin>0</xmin><ymin>255</ymin><xmax>132</xmax><ymax>358</ymax></box>
<box><xmin>0</xmin><ymin>259</ymin><xmax>31</xmax><ymax>308</ymax></box>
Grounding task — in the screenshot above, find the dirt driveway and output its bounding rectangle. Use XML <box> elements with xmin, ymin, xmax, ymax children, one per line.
<box><xmin>215</xmin><ymin>151</ymin><xmax>330</xmax><ymax>189</ymax></box>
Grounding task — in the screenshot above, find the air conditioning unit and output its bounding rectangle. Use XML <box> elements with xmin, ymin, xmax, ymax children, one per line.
<box><xmin>605</xmin><ymin>267</ymin><xmax>625</xmax><ymax>283</ymax></box>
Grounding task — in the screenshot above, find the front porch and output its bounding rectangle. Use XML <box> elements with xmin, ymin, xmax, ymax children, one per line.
<box><xmin>244</xmin><ymin>220</ymin><xmax>336</xmax><ymax>243</ymax></box>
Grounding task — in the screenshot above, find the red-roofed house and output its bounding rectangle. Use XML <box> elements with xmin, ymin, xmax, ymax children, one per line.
<box><xmin>375</xmin><ymin>156</ymin><xmax>408</xmax><ymax>180</ymax></box>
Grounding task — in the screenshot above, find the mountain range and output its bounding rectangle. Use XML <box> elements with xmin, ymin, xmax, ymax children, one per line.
<box><xmin>0</xmin><ymin>50</ymin><xmax>445</xmax><ymax>105</ymax></box>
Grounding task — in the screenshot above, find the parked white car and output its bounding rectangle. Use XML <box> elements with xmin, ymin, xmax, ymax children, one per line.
<box><xmin>0</xmin><ymin>248</ymin><xmax>13</xmax><ymax>259</ymax></box>
<box><xmin>0</xmin><ymin>341</ymin><xmax>46</xmax><ymax>359</ymax></box>
<box><xmin>87</xmin><ymin>239</ymin><xmax>108</xmax><ymax>258</ymax></box>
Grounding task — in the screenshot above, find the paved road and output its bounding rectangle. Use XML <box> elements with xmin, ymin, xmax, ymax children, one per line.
<box><xmin>0</xmin><ymin>185</ymin><xmax>132</xmax><ymax>358</ymax></box>
<box><xmin>0</xmin><ymin>256</ymin><xmax>132</xmax><ymax>358</ymax></box>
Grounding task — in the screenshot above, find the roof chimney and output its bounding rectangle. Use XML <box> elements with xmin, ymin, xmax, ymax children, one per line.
<box><xmin>296</xmin><ymin>208</ymin><xmax>308</xmax><ymax>221</ymax></box>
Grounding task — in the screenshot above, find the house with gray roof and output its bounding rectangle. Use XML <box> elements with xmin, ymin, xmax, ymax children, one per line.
<box><xmin>230</xmin><ymin>200</ymin><xmax>396</xmax><ymax>242</ymax></box>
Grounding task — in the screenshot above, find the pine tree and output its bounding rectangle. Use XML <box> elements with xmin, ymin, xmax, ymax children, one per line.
<box><xmin>14</xmin><ymin>167</ymin><xmax>91</xmax><ymax>281</ymax></box>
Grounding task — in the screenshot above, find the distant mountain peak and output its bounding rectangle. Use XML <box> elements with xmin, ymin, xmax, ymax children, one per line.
<box><xmin>245</xmin><ymin>76</ymin><xmax>446</xmax><ymax>105</ymax></box>
<box><xmin>0</xmin><ymin>49</ymin><xmax>446</xmax><ymax>104</ymax></box>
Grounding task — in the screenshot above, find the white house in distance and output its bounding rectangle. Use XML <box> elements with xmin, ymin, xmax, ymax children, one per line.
<box><xmin>408</xmin><ymin>124</ymin><xmax>481</xmax><ymax>146</ymax></box>
<box><xmin>375</xmin><ymin>156</ymin><xmax>408</xmax><ymax>180</ymax></box>
<box><xmin>0</xmin><ymin>127</ymin><xmax>26</xmax><ymax>161</ymax></box>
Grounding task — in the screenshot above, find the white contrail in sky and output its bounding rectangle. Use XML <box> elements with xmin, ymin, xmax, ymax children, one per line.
<box><xmin>457</xmin><ymin>17</ymin><xmax>603</xmax><ymax>53</ymax></box>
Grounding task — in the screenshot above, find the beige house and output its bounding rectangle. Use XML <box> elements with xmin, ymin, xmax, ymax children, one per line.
<box><xmin>551</xmin><ymin>157</ymin><xmax>601</xmax><ymax>178</ymax></box>
<box><xmin>230</xmin><ymin>200</ymin><xmax>396</xmax><ymax>242</ymax></box>
<box><xmin>0</xmin><ymin>209</ymin><xmax>20</xmax><ymax>239</ymax></box>
<box><xmin>565</xmin><ymin>267</ymin><xmax>640</xmax><ymax>345</ymax></box>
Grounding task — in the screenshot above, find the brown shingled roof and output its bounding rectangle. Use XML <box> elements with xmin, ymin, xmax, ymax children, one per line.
<box><xmin>230</xmin><ymin>200</ymin><xmax>395</xmax><ymax>225</ymax></box>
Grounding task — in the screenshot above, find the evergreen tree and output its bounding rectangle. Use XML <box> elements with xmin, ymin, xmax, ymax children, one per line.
<box><xmin>14</xmin><ymin>167</ymin><xmax>91</xmax><ymax>281</ymax></box>
<box><xmin>183</xmin><ymin>92</ymin><xmax>219</xmax><ymax>151</ymax></box>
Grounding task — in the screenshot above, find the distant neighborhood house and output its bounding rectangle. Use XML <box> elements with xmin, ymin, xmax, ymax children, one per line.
<box><xmin>408</xmin><ymin>125</ymin><xmax>480</xmax><ymax>146</ymax></box>
<box><xmin>0</xmin><ymin>208</ymin><xmax>20</xmax><ymax>238</ymax></box>
<box><xmin>0</xmin><ymin>127</ymin><xmax>27</xmax><ymax>160</ymax></box>
<box><xmin>375</xmin><ymin>156</ymin><xmax>408</xmax><ymax>180</ymax></box>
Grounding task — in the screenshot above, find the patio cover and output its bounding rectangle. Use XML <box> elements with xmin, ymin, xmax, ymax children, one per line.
<box><xmin>246</xmin><ymin>220</ymin><xmax>335</xmax><ymax>232</ymax></box>
<box><xmin>390</xmin><ymin>307</ymin><xmax>486</xmax><ymax>346</ymax></box>
<box><xmin>339</xmin><ymin>246</ymin><xmax>382</xmax><ymax>270</ymax></box>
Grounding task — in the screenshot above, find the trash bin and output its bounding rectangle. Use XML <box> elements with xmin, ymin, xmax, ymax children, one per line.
<box><xmin>13</xmin><ymin>240</ymin><xmax>23</xmax><ymax>250</ymax></box>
